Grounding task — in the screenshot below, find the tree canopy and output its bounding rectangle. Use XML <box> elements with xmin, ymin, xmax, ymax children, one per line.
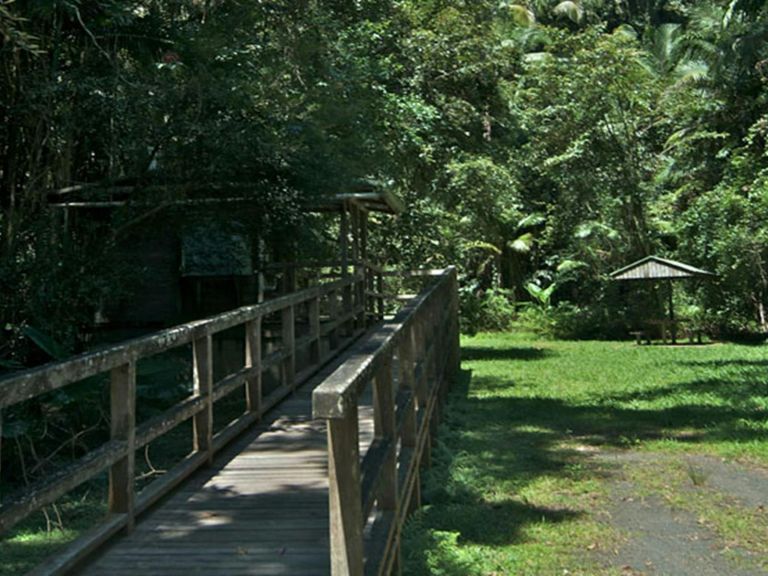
<box><xmin>3</xmin><ymin>0</ymin><xmax>768</xmax><ymax>360</ymax></box>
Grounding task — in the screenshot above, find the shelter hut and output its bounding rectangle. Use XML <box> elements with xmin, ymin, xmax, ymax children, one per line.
<box><xmin>610</xmin><ymin>255</ymin><xmax>715</xmax><ymax>344</ymax></box>
<box><xmin>47</xmin><ymin>184</ymin><xmax>402</xmax><ymax>375</ymax></box>
<box><xmin>48</xmin><ymin>185</ymin><xmax>401</xmax><ymax>327</ymax></box>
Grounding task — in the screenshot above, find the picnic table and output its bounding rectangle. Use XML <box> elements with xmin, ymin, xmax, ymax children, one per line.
<box><xmin>630</xmin><ymin>319</ymin><xmax>703</xmax><ymax>345</ymax></box>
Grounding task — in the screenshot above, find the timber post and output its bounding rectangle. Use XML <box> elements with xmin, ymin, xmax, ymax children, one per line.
<box><xmin>108</xmin><ymin>361</ymin><xmax>137</xmax><ymax>531</ymax></box>
<box><xmin>245</xmin><ymin>317</ymin><xmax>262</xmax><ymax>415</ymax></box>
<box><xmin>327</xmin><ymin>410</ymin><xmax>365</xmax><ymax>576</ymax></box>
<box><xmin>281</xmin><ymin>304</ymin><xmax>296</xmax><ymax>390</ymax></box>
<box><xmin>329</xmin><ymin>287</ymin><xmax>340</xmax><ymax>351</ymax></box>
<box><xmin>193</xmin><ymin>333</ymin><xmax>214</xmax><ymax>464</ymax></box>
<box><xmin>309</xmin><ymin>296</ymin><xmax>321</xmax><ymax>365</ymax></box>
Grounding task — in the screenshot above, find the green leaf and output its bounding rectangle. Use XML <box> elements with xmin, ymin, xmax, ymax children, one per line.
<box><xmin>518</xmin><ymin>213</ymin><xmax>546</xmax><ymax>228</ymax></box>
<box><xmin>557</xmin><ymin>259</ymin><xmax>587</xmax><ymax>273</ymax></box>
<box><xmin>509</xmin><ymin>232</ymin><xmax>535</xmax><ymax>253</ymax></box>
<box><xmin>464</xmin><ymin>241</ymin><xmax>502</xmax><ymax>255</ymax></box>
<box><xmin>0</xmin><ymin>358</ymin><xmax>24</xmax><ymax>370</ymax></box>
<box><xmin>553</xmin><ymin>1</ymin><xmax>584</xmax><ymax>24</ymax></box>
<box><xmin>504</xmin><ymin>4</ymin><xmax>536</xmax><ymax>26</ymax></box>
<box><xmin>22</xmin><ymin>326</ymin><xmax>70</xmax><ymax>361</ymax></box>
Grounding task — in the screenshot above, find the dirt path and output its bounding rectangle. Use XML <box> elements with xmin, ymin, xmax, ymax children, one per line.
<box><xmin>595</xmin><ymin>452</ymin><xmax>768</xmax><ymax>575</ymax></box>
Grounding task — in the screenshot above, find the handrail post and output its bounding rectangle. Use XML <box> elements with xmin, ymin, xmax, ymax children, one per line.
<box><xmin>329</xmin><ymin>288</ymin><xmax>340</xmax><ymax>350</ymax></box>
<box><xmin>342</xmin><ymin>280</ymin><xmax>353</xmax><ymax>337</ymax></box>
<box><xmin>193</xmin><ymin>333</ymin><xmax>214</xmax><ymax>464</ymax></box>
<box><xmin>328</xmin><ymin>410</ymin><xmax>364</xmax><ymax>576</ymax></box>
<box><xmin>374</xmin><ymin>356</ymin><xmax>398</xmax><ymax>510</ymax></box>
<box><xmin>365</xmin><ymin>264</ymin><xmax>373</xmax><ymax>326</ymax></box>
<box><xmin>245</xmin><ymin>317</ymin><xmax>262</xmax><ymax>416</ymax></box>
<box><xmin>0</xmin><ymin>410</ymin><xmax>3</xmax><ymax>501</ymax></box>
<box><xmin>374</xmin><ymin>354</ymin><xmax>400</xmax><ymax>572</ymax></box>
<box><xmin>427</xmin><ymin>300</ymin><xmax>442</xmax><ymax>437</ymax></box>
<box><xmin>108</xmin><ymin>361</ymin><xmax>136</xmax><ymax>531</ymax></box>
<box><xmin>448</xmin><ymin>268</ymin><xmax>461</xmax><ymax>382</ymax></box>
<box><xmin>376</xmin><ymin>271</ymin><xmax>384</xmax><ymax>321</ymax></box>
<box><xmin>282</xmin><ymin>304</ymin><xmax>296</xmax><ymax>389</ymax></box>
<box><xmin>309</xmin><ymin>296</ymin><xmax>321</xmax><ymax>365</ymax></box>
<box><xmin>357</xmin><ymin>273</ymin><xmax>366</xmax><ymax>330</ymax></box>
<box><xmin>398</xmin><ymin>340</ymin><xmax>420</xmax><ymax>513</ymax></box>
<box><xmin>412</xmin><ymin>314</ymin><xmax>431</xmax><ymax>468</ymax></box>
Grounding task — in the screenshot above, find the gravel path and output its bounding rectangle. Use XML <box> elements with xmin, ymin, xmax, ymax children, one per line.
<box><xmin>595</xmin><ymin>452</ymin><xmax>768</xmax><ymax>575</ymax></box>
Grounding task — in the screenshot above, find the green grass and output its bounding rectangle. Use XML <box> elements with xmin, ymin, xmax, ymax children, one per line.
<box><xmin>402</xmin><ymin>332</ymin><xmax>768</xmax><ymax>575</ymax></box>
<box><xmin>0</xmin><ymin>486</ymin><xmax>107</xmax><ymax>576</ymax></box>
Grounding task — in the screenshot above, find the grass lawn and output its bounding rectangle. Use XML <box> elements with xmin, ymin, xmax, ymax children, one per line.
<box><xmin>402</xmin><ymin>332</ymin><xmax>768</xmax><ymax>575</ymax></box>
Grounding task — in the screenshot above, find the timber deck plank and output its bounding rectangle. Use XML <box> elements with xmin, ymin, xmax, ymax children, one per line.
<box><xmin>79</xmin><ymin>348</ymin><xmax>375</xmax><ymax>576</ymax></box>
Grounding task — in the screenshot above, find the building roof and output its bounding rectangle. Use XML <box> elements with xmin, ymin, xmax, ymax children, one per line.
<box><xmin>310</xmin><ymin>191</ymin><xmax>404</xmax><ymax>215</ymax></box>
<box><xmin>610</xmin><ymin>255</ymin><xmax>716</xmax><ymax>281</ymax></box>
<box><xmin>47</xmin><ymin>183</ymin><xmax>404</xmax><ymax>215</ymax></box>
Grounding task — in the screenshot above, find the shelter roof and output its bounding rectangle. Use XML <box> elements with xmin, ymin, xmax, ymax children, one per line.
<box><xmin>309</xmin><ymin>190</ymin><xmax>404</xmax><ymax>215</ymax></box>
<box><xmin>47</xmin><ymin>182</ymin><xmax>404</xmax><ymax>215</ymax></box>
<box><xmin>610</xmin><ymin>255</ymin><xmax>716</xmax><ymax>281</ymax></box>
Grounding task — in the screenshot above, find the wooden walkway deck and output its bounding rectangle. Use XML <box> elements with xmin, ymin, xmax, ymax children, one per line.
<box><xmin>80</xmin><ymin>359</ymin><xmax>374</xmax><ymax>576</ymax></box>
<box><xmin>2</xmin><ymin>268</ymin><xmax>459</xmax><ymax>576</ymax></box>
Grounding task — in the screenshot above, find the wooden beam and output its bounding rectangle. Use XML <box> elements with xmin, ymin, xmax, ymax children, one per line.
<box><xmin>328</xmin><ymin>409</ymin><xmax>364</xmax><ymax>576</ymax></box>
<box><xmin>0</xmin><ymin>410</ymin><xmax>3</xmax><ymax>502</ymax></box>
<box><xmin>373</xmin><ymin>356</ymin><xmax>397</xmax><ymax>514</ymax></box>
<box><xmin>245</xmin><ymin>317</ymin><xmax>262</xmax><ymax>415</ymax></box>
<box><xmin>340</xmin><ymin>204</ymin><xmax>349</xmax><ymax>278</ymax></box>
<box><xmin>0</xmin><ymin>440</ymin><xmax>126</xmax><ymax>534</ymax></box>
<box><xmin>309</xmin><ymin>297</ymin><xmax>321</xmax><ymax>365</ymax></box>
<box><xmin>193</xmin><ymin>334</ymin><xmax>214</xmax><ymax>464</ymax></box>
<box><xmin>282</xmin><ymin>305</ymin><xmax>296</xmax><ymax>389</ymax></box>
<box><xmin>108</xmin><ymin>362</ymin><xmax>137</xmax><ymax>531</ymax></box>
<box><xmin>328</xmin><ymin>288</ymin><xmax>340</xmax><ymax>351</ymax></box>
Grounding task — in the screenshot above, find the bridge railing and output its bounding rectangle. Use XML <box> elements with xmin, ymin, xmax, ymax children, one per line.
<box><xmin>0</xmin><ymin>271</ymin><xmax>369</xmax><ymax>574</ymax></box>
<box><xmin>313</xmin><ymin>267</ymin><xmax>460</xmax><ymax>576</ymax></box>
<box><xmin>262</xmin><ymin>259</ymin><xmax>390</xmax><ymax>322</ymax></box>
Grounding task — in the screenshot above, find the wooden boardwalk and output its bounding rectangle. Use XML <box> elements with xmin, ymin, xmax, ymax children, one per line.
<box><xmin>1</xmin><ymin>268</ymin><xmax>459</xmax><ymax>576</ymax></box>
<box><xmin>80</xmin><ymin>359</ymin><xmax>374</xmax><ymax>576</ymax></box>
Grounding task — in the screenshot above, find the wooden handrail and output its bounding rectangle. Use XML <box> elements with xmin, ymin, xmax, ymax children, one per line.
<box><xmin>0</xmin><ymin>269</ymin><xmax>373</xmax><ymax>556</ymax></box>
<box><xmin>312</xmin><ymin>267</ymin><xmax>460</xmax><ymax>576</ymax></box>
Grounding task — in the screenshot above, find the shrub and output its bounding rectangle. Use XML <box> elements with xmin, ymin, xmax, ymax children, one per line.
<box><xmin>459</xmin><ymin>287</ymin><xmax>515</xmax><ymax>335</ymax></box>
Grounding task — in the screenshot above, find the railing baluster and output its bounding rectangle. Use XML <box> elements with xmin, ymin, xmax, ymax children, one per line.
<box><xmin>193</xmin><ymin>333</ymin><xmax>214</xmax><ymax>464</ymax></box>
<box><xmin>282</xmin><ymin>304</ymin><xmax>296</xmax><ymax>389</ymax></box>
<box><xmin>449</xmin><ymin>269</ymin><xmax>461</xmax><ymax>381</ymax></box>
<box><xmin>245</xmin><ymin>317</ymin><xmax>262</xmax><ymax>416</ymax></box>
<box><xmin>398</xmin><ymin>339</ymin><xmax>420</xmax><ymax>515</ymax></box>
<box><xmin>414</xmin><ymin>314</ymin><xmax>432</xmax><ymax>468</ymax></box>
<box><xmin>108</xmin><ymin>361</ymin><xmax>137</xmax><ymax>531</ymax></box>
<box><xmin>376</xmin><ymin>271</ymin><xmax>384</xmax><ymax>321</ymax></box>
<box><xmin>343</xmin><ymin>282</ymin><xmax>353</xmax><ymax>337</ymax></box>
<box><xmin>374</xmin><ymin>356</ymin><xmax>397</xmax><ymax>510</ymax></box>
<box><xmin>328</xmin><ymin>409</ymin><xmax>364</xmax><ymax>576</ymax></box>
<box><xmin>0</xmin><ymin>409</ymin><xmax>3</xmax><ymax>501</ymax></box>
<box><xmin>309</xmin><ymin>296</ymin><xmax>321</xmax><ymax>365</ymax></box>
<box><xmin>329</xmin><ymin>288</ymin><xmax>340</xmax><ymax>350</ymax></box>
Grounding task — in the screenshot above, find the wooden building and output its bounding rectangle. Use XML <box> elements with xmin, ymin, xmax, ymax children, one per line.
<box><xmin>48</xmin><ymin>186</ymin><xmax>403</xmax><ymax>333</ymax></box>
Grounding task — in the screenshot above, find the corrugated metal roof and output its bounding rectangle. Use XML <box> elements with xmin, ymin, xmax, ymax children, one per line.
<box><xmin>610</xmin><ymin>256</ymin><xmax>716</xmax><ymax>281</ymax></box>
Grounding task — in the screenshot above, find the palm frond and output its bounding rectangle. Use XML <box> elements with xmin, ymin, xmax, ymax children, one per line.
<box><xmin>673</xmin><ymin>59</ymin><xmax>710</xmax><ymax>86</ymax></box>
<box><xmin>509</xmin><ymin>232</ymin><xmax>535</xmax><ymax>253</ymax></box>
<box><xmin>553</xmin><ymin>1</ymin><xmax>584</xmax><ymax>24</ymax></box>
<box><xmin>506</xmin><ymin>4</ymin><xmax>537</xmax><ymax>26</ymax></box>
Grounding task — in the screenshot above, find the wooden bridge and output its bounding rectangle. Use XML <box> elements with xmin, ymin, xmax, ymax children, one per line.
<box><xmin>0</xmin><ymin>267</ymin><xmax>460</xmax><ymax>576</ymax></box>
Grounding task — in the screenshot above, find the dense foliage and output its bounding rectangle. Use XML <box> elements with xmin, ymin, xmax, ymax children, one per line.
<box><xmin>3</xmin><ymin>0</ymin><xmax>768</xmax><ymax>347</ymax></box>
